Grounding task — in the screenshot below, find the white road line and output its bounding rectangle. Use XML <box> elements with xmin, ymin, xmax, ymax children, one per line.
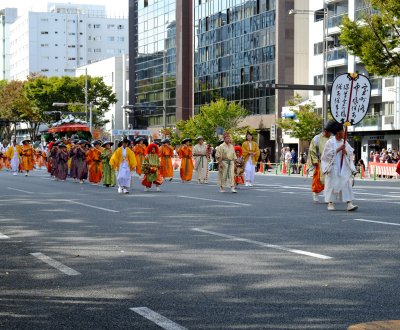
<box><xmin>178</xmin><ymin>195</ymin><xmax>251</xmax><ymax>206</ymax></box>
<box><xmin>61</xmin><ymin>200</ymin><xmax>120</xmax><ymax>213</ymax></box>
<box><xmin>192</xmin><ymin>228</ymin><xmax>332</xmax><ymax>260</ymax></box>
<box><xmin>30</xmin><ymin>252</ymin><xmax>81</xmax><ymax>276</ymax></box>
<box><xmin>0</xmin><ymin>233</ymin><xmax>10</xmax><ymax>239</ymax></box>
<box><xmin>351</xmin><ymin>218</ymin><xmax>400</xmax><ymax>227</ymax></box>
<box><xmin>130</xmin><ymin>307</ymin><xmax>188</xmax><ymax>330</ymax></box>
<box><xmin>7</xmin><ymin>187</ymin><xmax>34</xmax><ymax>194</ymax></box>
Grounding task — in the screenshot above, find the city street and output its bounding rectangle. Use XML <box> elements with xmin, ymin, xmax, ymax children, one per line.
<box><xmin>0</xmin><ymin>169</ymin><xmax>399</xmax><ymax>329</ymax></box>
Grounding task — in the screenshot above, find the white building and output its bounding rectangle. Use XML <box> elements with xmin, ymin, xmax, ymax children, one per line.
<box><xmin>8</xmin><ymin>3</ymin><xmax>128</xmax><ymax>81</ymax></box>
<box><xmin>307</xmin><ymin>0</ymin><xmax>400</xmax><ymax>165</ymax></box>
<box><xmin>0</xmin><ymin>8</ymin><xmax>17</xmax><ymax>80</ymax></box>
<box><xmin>77</xmin><ymin>55</ymin><xmax>129</xmax><ymax>134</ymax></box>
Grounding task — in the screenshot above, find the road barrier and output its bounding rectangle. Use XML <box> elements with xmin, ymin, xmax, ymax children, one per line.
<box><xmin>368</xmin><ymin>162</ymin><xmax>399</xmax><ymax>180</ymax></box>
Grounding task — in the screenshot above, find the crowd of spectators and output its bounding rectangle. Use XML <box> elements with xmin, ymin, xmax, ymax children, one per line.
<box><xmin>370</xmin><ymin>149</ymin><xmax>399</xmax><ymax>164</ymax></box>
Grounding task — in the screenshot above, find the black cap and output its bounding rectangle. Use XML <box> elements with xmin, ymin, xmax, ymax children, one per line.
<box><xmin>182</xmin><ymin>138</ymin><xmax>192</xmax><ymax>144</ymax></box>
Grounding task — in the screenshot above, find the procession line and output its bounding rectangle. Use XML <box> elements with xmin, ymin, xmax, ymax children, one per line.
<box><xmin>351</xmin><ymin>218</ymin><xmax>400</xmax><ymax>227</ymax></box>
<box><xmin>130</xmin><ymin>307</ymin><xmax>188</xmax><ymax>330</ymax></box>
<box><xmin>192</xmin><ymin>228</ymin><xmax>332</xmax><ymax>260</ymax></box>
<box><xmin>7</xmin><ymin>187</ymin><xmax>34</xmax><ymax>194</ymax></box>
<box><xmin>178</xmin><ymin>195</ymin><xmax>251</xmax><ymax>206</ymax></box>
<box><xmin>30</xmin><ymin>252</ymin><xmax>81</xmax><ymax>276</ymax></box>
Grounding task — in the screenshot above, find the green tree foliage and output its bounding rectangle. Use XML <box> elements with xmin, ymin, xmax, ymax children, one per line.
<box><xmin>277</xmin><ymin>97</ymin><xmax>322</xmax><ymax>143</ymax></box>
<box><xmin>170</xmin><ymin>98</ymin><xmax>249</xmax><ymax>146</ymax></box>
<box><xmin>339</xmin><ymin>0</ymin><xmax>400</xmax><ymax>76</ymax></box>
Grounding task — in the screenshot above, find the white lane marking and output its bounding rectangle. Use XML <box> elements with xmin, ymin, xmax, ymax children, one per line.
<box><xmin>351</xmin><ymin>218</ymin><xmax>400</xmax><ymax>227</ymax></box>
<box><xmin>192</xmin><ymin>228</ymin><xmax>332</xmax><ymax>260</ymax></box>
<box><xmin>60</xmin><ymin>200</ymin><xmax>120</xmax><ymax>213</ymax></box>
<box><xmin>30</xmin><ymin>252</ymin><xmax>81</xmax><ymax>276</ymax></box>
<box><xmin>355</xmin><ymin>192</ymin><xmax>400</xmax><ymax>198</ymax></box>
<box><xmin>178</xmin><ymin>195</ymin><xmax>251</xmax><ymax>206</ymax></box>
<box><xmin>7</xmin><ymin>187</ymin><xmax>34</xmax><ymax>194</ymax></box>
<box><xmin>0</xmin><ymin>233</ymin><xmax>10</xmax><ymax>239</ymax></box>
<box><xmin>130</xmin><ymin>307</ymin><xmax>188</xmax><ymax>330</ymax></box>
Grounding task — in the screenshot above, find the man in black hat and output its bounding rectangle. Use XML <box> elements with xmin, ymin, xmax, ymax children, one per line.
<box><xmin>307</xmin><ymin>119</ymin><xmax>335</xmax><ymax>203</ymax></box>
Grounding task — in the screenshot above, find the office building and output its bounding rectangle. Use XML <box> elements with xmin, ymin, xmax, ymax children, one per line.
<box><xmin>129</xmin><ymin>0</ymin><xmax>295</xmax><ymax>161</ymax></box>
<box><xmin>0</xmin><ymin>8</ymin><xmax>17</xmax><ymax>80</ymax></box>
<box><xmin>8</xmin><ymin>3</ymin><xmax>128</xmax><ymax>81</ymax></box>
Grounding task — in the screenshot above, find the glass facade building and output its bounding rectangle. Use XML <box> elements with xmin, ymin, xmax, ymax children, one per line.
<box><xmin>130</xmin><ymin>0</ymin><xmax>177</xmax><ymax>128</ymax></box>
<box><xmin>194</xmin><ymin>0</ymin><xmax>277</xmax><ymax>115</ymax></box>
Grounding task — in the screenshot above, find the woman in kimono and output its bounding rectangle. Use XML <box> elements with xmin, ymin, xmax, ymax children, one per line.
<box><xmin>100</xmin><ymin>141</ymin><xmax>116</xmax><ymax>187</ymax></box>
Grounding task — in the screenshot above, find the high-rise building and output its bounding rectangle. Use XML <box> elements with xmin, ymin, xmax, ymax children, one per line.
<box><xmin>307</xmin><ymin>0</ymin><xmax>399</xmax><ymax>163</ymax></box>
<box><xmin>7</xmin><ymin>3</ymin><xmax>128</xmax><ymax>81</ymax></box>
<box><xmin>129</xmin><ymin>0</ymin><xmax>295</xmax><ymax>161</ymax></box>
<box><xmin>0</xmin><ymin>8</ymin><xmax>17</xmax><ymax>80</ymax></box>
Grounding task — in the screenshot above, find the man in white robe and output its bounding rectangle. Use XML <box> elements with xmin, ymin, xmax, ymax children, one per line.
<box><xmin>193</xmin><ymin>136</ymin><xmax>208</xmax><ymax>183</ymax></box>
<box><xmin>321</xmin><ymin>122</ymin><xmax>358</xmax><ymax>211</ymax></box>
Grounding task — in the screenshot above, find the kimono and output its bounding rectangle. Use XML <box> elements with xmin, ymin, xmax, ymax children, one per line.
<box><xmin>193</xmin><ymin>143</ymin><xmax>208</xmax><ymax>183</ymax></box>
<box><xmin>242</xmin><ymin>140</ymin><xmax>260</xmax><ymax>184</ymax></box>
<box><xmin>101</xmin><ymin>148</ymin><xmax>116</xmax><ymax>186</ymax></box>
<box><xmin>234</xmin><ymin>156</ymin><xmax>245</xmax><ymax>185</ymax></box>
<box><xmin>133</xmin><ymin>144</ymin><xmax>146</xmax><ymax>175</ymax></box>
<box><xmin>86</xmin><ymin>147</ymin><xmax>103</xmax><ymax>183</ymax></box>
<box><xmin>216</xmin><ymin>143</ymin><xmax>237</xmax><ymax>188</ymax></box>
<box><xmin>76</xmin><ymin>146</ymin><xmax>88</xmax><ymax>181</ymax></box>
<box><xmin>159</xmin><ymin>144</ymin><xmax>174</xmax><ymax>179</ymax></box>
<box><xmin>55</xmin><ymin>149</ymin><xmax>69</xmax><ymax>180</ymax></box>
<box><xmin>110</xmin><ymin>146</ymin><xmax>137</xmax><ymax>188</ymax></box>
<box><xmin>178</xmin><ymin>145</ymin><xmax>193</xmax><ymax>181</ymax></box>
<box><xmin>307</xmin><ymin>132</ymin><xmax>331</xmax><ymax>193</ymax></box>
<box><xmin>20</xmin><ymin>145</ymin><xmax>34</xmax><ymax>171</ymax></box>
<box><xmin>321</xmin><ymin>137</ymin><xmax>357</xmax><ymax>203</ymax></box>
<box><xmin>141</xmin><ymin>153</ymin><xmax>164</xmax><ymax>188</ymax></box>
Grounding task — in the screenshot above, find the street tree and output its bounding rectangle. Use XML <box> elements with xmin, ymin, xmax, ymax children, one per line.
<box><xmin>339</xmin><ymin>0</ymin><xmax>400</xmax><ymax>76</ymax></box>
<box><xmin>171</xmin><ymin>98</ymin><xmax>249</xmax><ymax>146</ymax></box>
<box><xmin>277</xmin><ymin>96</ymin><xmax>322</xmax><ymax>143</ymax></box>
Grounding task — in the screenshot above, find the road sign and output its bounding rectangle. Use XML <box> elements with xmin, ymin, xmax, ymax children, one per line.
<box><xmin>112</xmin><ymin>129</ymin><xmax>151</xmax><ymax>136</ymax></box>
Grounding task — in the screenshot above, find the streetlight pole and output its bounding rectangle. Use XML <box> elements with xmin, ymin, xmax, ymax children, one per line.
<box><xmin>289</xmin><ymin>7</ymin><xmax>329</xmax><ymax>129</ymax></box>
<box><xmin>162</xmin><ymin>51</ymin><xmax>167</xmax><ymax>129</ymax></box>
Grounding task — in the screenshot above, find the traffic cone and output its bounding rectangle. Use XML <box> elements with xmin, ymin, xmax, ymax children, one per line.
<box><xmin>282</xmin><ymin>162</ymin><xmax>287</xmax><ymax>174</ymax></box>
<box><xmin>258</xmin><ymin>162</ymin><xmax>264</xmax><ymax>173</ymax></box>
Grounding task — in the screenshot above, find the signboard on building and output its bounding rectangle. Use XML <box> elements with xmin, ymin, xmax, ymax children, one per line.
<box><xmin>112</xmin><ymin>129</ymin><xmax>151</xmax><ymax>136</ymax></box>
<box><xmin>270</xmin><ymin>124</ymin><xmax>276</xmax><ymax>140</ymax></box>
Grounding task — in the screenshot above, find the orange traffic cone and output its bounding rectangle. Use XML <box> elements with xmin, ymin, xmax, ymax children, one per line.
<box><xmin>258</xmin><ymin>162</ymin><xmax>264</xmax><ymax>173</ymax></box>
<box><xmin>282</xmin><ymin>162</ymin><xmax>287</xmax><ymax>174</ymax></box>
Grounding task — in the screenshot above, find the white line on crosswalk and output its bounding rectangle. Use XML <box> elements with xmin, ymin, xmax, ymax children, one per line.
<box><xmin>30</xmin><ymin>252</ymin><xmax>81</xmax><ymax>276</ymax></box>
<box><xmin>130</xmin><ymin>307</ymin><xmax>188</xmax><ymax>330</ymax></box>
<box><xmin>178</xmin><ymin>195</ymin><xmax>251</xmax><ymax>206</ymax></box>
<box><xmin>0</xmin><ymin>233</ymin><xmax>10</xmax><ymax>239</ymax></box>
<box><xmin>351</xmin><ymin>218</ymin><xmax>400</xmax><ymax>226</ymax></box>
<box><xmin>7</xmin><ymin>187</ymin><xmax>34</xmax><ymax>194</ymax></box>
<box><xmin>192</xmin><ymin>228</ymin><xmax>333</xmax><ymax>260</ymax></box>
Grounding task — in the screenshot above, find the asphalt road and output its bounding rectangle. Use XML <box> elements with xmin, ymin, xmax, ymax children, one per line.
<box><xmin>0</xmin><ymin>168</ymin><xmax>399</xmax><ymax>329</ymax></box>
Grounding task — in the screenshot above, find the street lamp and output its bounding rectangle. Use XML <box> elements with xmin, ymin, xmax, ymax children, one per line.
<box><xmin>64</xmin><ymin>67</ymin><xmax>88</xmax><ymax>123</ymax></box>
<box><xmin>162</xmin><ymin>50</ymin><xmax>167</xmax><ymax>129</ymax></box>
<box><xmin>289</xmin><ymin>7</ymin><xmax>329</xmax><ymax>129</ymax></box>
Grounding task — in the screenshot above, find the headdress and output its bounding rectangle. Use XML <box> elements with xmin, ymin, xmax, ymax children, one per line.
<box><xmin>92</xmin><ymin>140</ymin><xmax>101</xmax><ymax>146</ymax></box>
<box><xmin>196</xmin><ymin>136</ymin><xmax>204</xmax><ymax>141</ymax></box>
<box><xmin>234</xmin><ymin>145</ymin><xmax>243</xmax><ymax>157</ymax></box>
<box><xmin>22</xmin><ymin>139</ymin><xmax>31</xmax><ymax>144</ymax></box>
<box><xmin>122</xmin><ymin>137</ymin><xmax>130</xmax><ymax>144</ymax></box>
<box><xmin>325</xmin><ymin>120</ymin><xmax>343</xmax><ymax>135</ymax></box>
<box><xmin>145</xmin><ymin>143</ymin><xmax>159</xmax><ymax>155</ymax></box>
<box><xmin>101</xmin><ymin>141</ymin><xmax>114</xmax><ymax>148</ymax></box>
<box><xmin>161</xmin><ymin>138</ymin><xmax>170</xmax><ymax>144</ymax></box>
<box><xmin>182</xmin><ymin>138</ymin><xmax>192</xmax><ymax>144</ymax></box>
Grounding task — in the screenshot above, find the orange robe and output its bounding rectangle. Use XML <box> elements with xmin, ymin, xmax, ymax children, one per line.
<box><xmin>86</xmin><ymin>147</ymin><xmax>103</xmax><ymax>183</ymax></box>
<box><xmin>133</xmin><ymin>144</ymin><xmax>146</xmax><ymax>175</ymax></box>
<box><xmin>159</xmin><ymin>144</ymin><xmax>174</xmax><ymax>178</ymax></box>
<box><xmin>20</xmin><ymin>145</ymin><xmax>34</xmax><ymax>171</ymax></box>
<box><xmin>178</xmin><ymin>145</ymin><xmax>193</xmax><ymax>181</ymax></box>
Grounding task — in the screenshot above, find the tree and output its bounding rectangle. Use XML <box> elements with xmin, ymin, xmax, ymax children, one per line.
<box><xmin>170</xmin><ymin>98</ymin><xmax>249</xmax><ymax>146</ymax></box>
<box><xmin>277</xmin><ymin>96</ymin><xmax>322</xmax><ymax>143</ymax></box>
<box><xmin>339</xmin><ymin>0</ymin><xmax>400</xmax><ymax>76</ymax></box>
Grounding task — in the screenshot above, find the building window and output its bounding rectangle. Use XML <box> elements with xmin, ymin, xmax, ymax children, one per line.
<box><xmin>117</xmin><ymin>24</ymin><xmax>124</xmax><ymax>29</ymax></box>
<box><xmin>144</xmin><ymin>0</ymin><xmax>148</xmax><ymax>7</ymax></box>
<box><xmin>94</xmin><ymin>48</ymin><xmax>101</xmax><ymax>53</ymax></box>
<box><xmin>108</xmin><ymin>36</ymin><xmax>115</xmax><ymax>41</ymax></box>
<box><xmin>117</xmin><ymin>36</ymin><xmax>125</xmax><ymax>42</ymax></box>
<box><xmin>40</xmin><ymin>31</ymin><xmax>49</xmax><ymax>34</ymax></box>
<box><xmin>94</xmin><ymin>24</ymin><xmax>101</xmax><ymax>28</ymax></box>
<box><xmin>314</xmin><ymin>42</ymin><xmax>323</xmax><ymax>55</ymax></box>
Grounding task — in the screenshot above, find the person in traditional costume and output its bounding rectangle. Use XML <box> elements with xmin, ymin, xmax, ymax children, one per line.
<box><xmin>86</xmin><ymin>140</ymin><xmax>103</xmax><ymax>184</ymax></box>
<box><xmin>69</xmin><ymin>139</ymin><xmax>79</xmax><ymax>182</ymax></box>
<box><xmin>216</xmin><ymin>132</ymin><xmax>237</xmax><ymax>193</ymax></box>
<box><xmin>178</xmin><ymin>138</ymin><xmax>194</xmax><ymax>182</ymax></box>
<box><xmin>100</xmin><ymin>141</ymin><xmax>116</xmax><ymax>187</ymax></box>
<box><xmin>141</xmin><ymin>143</ymin><xmax>164</xmax><ymax>191</ymax></box>
<box><xmin>307</xmin><ymin>120</ymin><xmax>334</xmax><ymax>203</ymax></box>
<box><xmin>110</xmin><ymin>137</ymin><xmax>137</xmax><ymax>194</ymax></box>
<box><xmin>321</xmin><ymin>121</ymin><xmax>358</xmax><ymax>211</ymax></box>
<box><xmin>20</xmin><ymin>139</ymin><xmax>35</xmax><ymax>176</ymax></box>
<box><xmin>5</xmin><ymin>140</ymin><xmax>21</xmax><ymax>175</ymax></box>
<box><xmin>159</xmin><ymin>138</ymin><xmax>174</xmax><ymax>181</ymax></box>
<box><xmin>193</xmin><ymin>136</ymin><xmax>208</xmax><ymax>184</ymax></box>
<box><xmin>75</xmin><ymin>140</ymin><xmax>89</xmax><ymax>183</ymax></box>
<box><xmin>241</xmin><ymin>131</ymin><xmax>260</xmax><ymax>186</ymax></box>
<box><xmin>234</xmin><ymin>145</ymin><xmax>245</xmax><ymax>186</ymax></box>
<box><xmin>55</xmin><ymin>143</ymin><xmax>69</xmax><ymax>181</ymax></box>
<box><xmin>133</xmin><ymin>137</ymin><xmax>146</xmax><ymax>177</ymax></box>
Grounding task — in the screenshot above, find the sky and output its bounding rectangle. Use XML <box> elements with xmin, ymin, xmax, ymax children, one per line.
<box><xmin>0</xmin><ymin>0</ymin><xmax>128</xmax><ymax>17</ymax></box>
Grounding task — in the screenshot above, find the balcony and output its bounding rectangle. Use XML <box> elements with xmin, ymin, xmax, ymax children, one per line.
<box><xmin>370</xmin><ymin>78</ymin><xmax>382</xmax><ymax>97</ymax></box>
<box><xmin>326</xmin><ymin>47</ymin><xmax>347</xmax><ymax>67</ymax></box>
<box><xmin>327</xmin><ymin>14</ymin><xmax>345</xmax><ymax>29</ymax></box>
